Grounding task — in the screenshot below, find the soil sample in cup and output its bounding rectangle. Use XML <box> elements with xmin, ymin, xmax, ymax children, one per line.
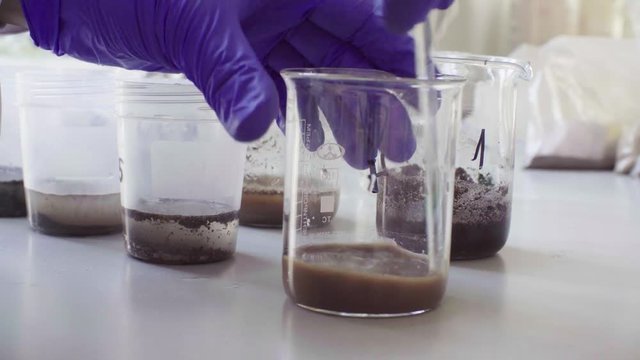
<box><xmin>27</xmin><ymin>189</ymin><xmax>121</xmax><ymax>236</ymax></box>
<box><xmin>124</xmin><ymin>199</ymin><xmax>239</xmax><ymax>265</ymax></box>
<box><xmin>240</xmin><ymin>175</ymin><xmax>284</xmax><ymax>228</ymax></box>
<box><xmin>376</xmin><ymin>164</ymin><xmax>427</xmax><ymax>253</ymax></box>
<box><xmin>0</xmin><ymin>166</ymin><xmax>27</xmax><ymax>217</ymax></box>
<box><xmin>283</xmin><ymin>243</ymin><xmax>445</xmax><ymax>316</ymax></box>
<box><xmin>452</xmin><ymin>168</ymin><xmax>511</xmax><ymax>260</ymax></box>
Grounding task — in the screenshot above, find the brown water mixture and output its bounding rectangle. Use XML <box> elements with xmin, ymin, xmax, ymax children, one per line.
<box><xmin>240</xmin><ymin>176</ymin><xmax>284</xmax><ymax>228</ymax></box>
<box><xmin>283</xmin><ymin>243</ymin><xmax>446</xmax><ymax>315</ymax></box>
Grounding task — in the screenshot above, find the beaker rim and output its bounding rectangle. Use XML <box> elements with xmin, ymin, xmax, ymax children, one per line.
<box><xmin>433</xmin><ymin>52</ymin><xmax>533</xmax><ymax>81</ymax></box>
<box><xmin>281</xmin><ymin>68</ymin><xmax>466</xmax><ymax>89</ymax></box>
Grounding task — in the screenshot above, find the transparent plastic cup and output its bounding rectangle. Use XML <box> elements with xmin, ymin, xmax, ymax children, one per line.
<box><xmin>434</xmin><ymin>52</ymin><xmax>532</xmax><ymax>260</ymax></box>
<box><xmin>0</xmin><ymin>64</ymin><xmax>27</xmax><ymax>217</ymax></box>
<box><xmin>117</xmin><ymin>79</ymin><xmax>247</xmax><ymax>264</ymax></box>
<box><xmin>240</xmin><ymin>122</ymin><xmax>286</xmax><ymax>228</ymax></box>
<box><xmin>281</xmin><ymin>68</ymin><xmax>464</xmax><ymax>317</ymax></box>
<box><xmin>18</xmin><ymin>69</ymin><xmax>121</xmax><ymax>236</ymax></box>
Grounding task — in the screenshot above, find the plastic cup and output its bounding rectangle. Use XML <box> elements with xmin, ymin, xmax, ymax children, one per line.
<box><xmin>0</xmin><ymin>64</ymin><xmax>27</xmax><ymax>217</ymax></box>
<box><xmin>117</xmin><ymin>79</ymin><xmax>246</xmax><ymax>264</ymax></box>
<box><xmin>18</xmin><ymin>69</ymin><xmax>121</xmax><ymax>236</ymax></box>
<box><xmin>240</xmin><ymin>122</ymin><xmax>286</xmax><ymax>228</ymax></box>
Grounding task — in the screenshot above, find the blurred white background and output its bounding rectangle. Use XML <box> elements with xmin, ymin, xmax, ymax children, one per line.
<box><xmin>431</xmin><ymin>0</ymin><xmax>633</xmax><ymax>56</ymax></box>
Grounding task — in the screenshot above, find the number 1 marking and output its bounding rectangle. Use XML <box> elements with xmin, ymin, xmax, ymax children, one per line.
<box><xmin>472</xmin><ymin>129</ymin><xmax>486</xmax><ymax>169</ymax></box>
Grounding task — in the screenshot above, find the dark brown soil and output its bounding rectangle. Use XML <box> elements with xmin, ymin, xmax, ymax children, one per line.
<box><xmin>0</xmin><ymin>180</ymin><xmax>26</xmax><ymax>217</ymax></box>
<box><xmin>124</xmin><ymin>206</ymin><xmax>238</xmax><ymax>265</ymax></box>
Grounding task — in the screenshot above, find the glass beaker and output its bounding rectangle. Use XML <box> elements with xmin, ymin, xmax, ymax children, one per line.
<box><xmin>0</xmin><ymin>64</ymin><xmax>27</xmax><ymax>217</ymax></box>
<box><xmin>240</xmin><ymin>122</ymin><xmax>286</xmax><ymax>228</ymax></box>
<box><xmin>281</xmin><ymin>68</ymin><xmax>464</xmax><ymax>317</ymax></box>
<box><xmin>18</xmin><ymin>70</ymin><xmax>122</xmax><ymax>236</ymax></box>
<box><xmin>433</xmin><ymin>52</ymin><xmax>532</xmax><ymax>260</ymax></box>
<box><xmin>117</xmin><ymin>79</ymin><xmax>246</xmax><ymax>264</ymax></box>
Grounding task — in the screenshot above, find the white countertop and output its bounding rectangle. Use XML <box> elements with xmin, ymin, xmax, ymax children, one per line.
<box><xmin>1</xmin><ymin>170</ymin><xmax>639</xmax><ymax>360</ymax></box>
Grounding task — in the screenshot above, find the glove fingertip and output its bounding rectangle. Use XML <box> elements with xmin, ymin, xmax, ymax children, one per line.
<box><xmin>383</xmin><ymin>137</ymin><xmax>416</xmax><ymax>163</ymax></box>
<box><xmin>203</xmin><ymin>71</ymin><xmax>280</xmax><ymax>142</ymax></box>
<box><xmin>276</xmin><ymin>111</ymin><xmax>286</xmax><ymax>134</ymax></box>
<box><xmin>226</xmin><ymin>93</ymin><xmax>279</xmax><ymax>142</ymax></box>
<box><xmin>306</xmin><ymin>125</ymin><xmax>325</xmax><ymax>151</ymax></box>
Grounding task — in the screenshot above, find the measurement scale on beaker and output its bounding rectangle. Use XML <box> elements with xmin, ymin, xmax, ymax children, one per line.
<box><xmin>296</xmin><ymin>119</ymin><xmax>340</xmax><ymax>235</ymax></box>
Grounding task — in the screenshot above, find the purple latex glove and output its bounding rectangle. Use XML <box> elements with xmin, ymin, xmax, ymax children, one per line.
<box><xmin>292</xmin><ymin>69</ymin><xmax>417</xmax><ymax>170</ymax></box>
<box><xmin>382</xmin><ymin>0</ymin><xmax>454</xmax><ymax>33</ymax></box>
<box><xmin>20</xmin><ymin>0</ymin><xmax>414</xmax><ymax>143</ymax></box>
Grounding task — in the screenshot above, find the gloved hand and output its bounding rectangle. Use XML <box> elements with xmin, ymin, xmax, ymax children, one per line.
<box><xmin>20</xmin><ymin>0</ymin><xmax>415</xmax><ymax>143</ymax></box>
<box><xmin>382</xmin><ymin>0</ymin><xmax>454</xmax><ymax>33</ymax></box>
<box><xmin>21</xmin><ymin>0</ymin><xmax>450</xmax><ymax>169</ymax></box>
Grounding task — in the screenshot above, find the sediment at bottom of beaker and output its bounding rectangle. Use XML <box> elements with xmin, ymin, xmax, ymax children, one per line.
<box><xmin>451</xmin><ymin>218</ymin><xmax>510</xmax><ymax>260</ymax></box>
<box><xmin>26</xmin><ymin>189</ymin><xmax>122</xmax><ymax>236</ymax></box>
<box><xmin>0</xmin><ymin>180</ymin><xmax>26</xmax><ymax>218</ymax></box>
<box><xmin>240</xmin><ymin>190</ymin><xmax>284</xmax><ymax>228</ymax></box>
<box><xmin>283</xmin><ymin>243</ymin><xmax>446</xmax><ymax>316</ymax></box>
<box><xmin>123</xmin><ymin>207</ymin><xmax>238</xmax><ymax>265</ymax></box>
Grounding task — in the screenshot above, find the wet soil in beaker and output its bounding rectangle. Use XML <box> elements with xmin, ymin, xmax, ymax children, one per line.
<box><xmin>451</xmin><ymin>168</ymin><xmax>511</xmax><ymax>260</ymax></box>
<box><xmin>0</xmin><ymin>167</ymin><xmax>26</xmax><ymax>217</ymax></box>
<box><xmin>376</xmin><ymin>165</ymin><xmax>512</xmax><ymax>259</ymax></box>
<box><xmin>283</xmin><ymin>243</ymin><xmax>445</xmax><ymax>315</ymax></box>
<box><xmin>376</xmin><ymin>164</ymin><xmax>427</xmax><ymax>253</ymax></box>
<box><xmin>124</xmin><ymin>200</ymin><xmax>239</xmax><ymax>265</ymax></box>
<box><xmin>240</xmin><ymin>176</ymin><xmax>284</xmax><ymax>228</ymax></box>
<box><xmin>26</xmin><ymin>189</ymin><xmax>122</xmax><ymax>236</ymax></box>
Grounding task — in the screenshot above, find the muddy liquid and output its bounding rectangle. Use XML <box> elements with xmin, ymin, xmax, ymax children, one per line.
<box><xmin>0</xmin><ymin>167</ymin><xmax>27</xmax><ymax>217</ymax></box>
<box><xmin>124</xmin><ymin>200</ymin><xmax>238</xmax><ymax>265</ymax></box>
<box><xmin>283</xmin><ymin>243</ymin><xmax>446</xmax><ymax>315</ymax></box>
<box><xmin>239</xmin><ymin>190</ymin><xmax>284</xmax><ymax>228</ymax></box>
<box><xmin>0</xmin><ymin>181</ymin><xmax>26</xmax><ymax>217</ymax></box>
<box><xmin>26</xmin><ymin>189</ymin><xmax>122</xmax><ymax>236</ymax></box>
<box><xmin>452</xmin><ymin>217</ymin><xmax>510</xmax><ymax>260</ymax></box>
<box><xmin>240</xmin><ymin>175</ymin><xmax>284</xmax><ymax>228</ymax></box>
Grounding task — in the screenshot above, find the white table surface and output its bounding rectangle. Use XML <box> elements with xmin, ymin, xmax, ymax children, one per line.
<box><xmin>1</xmin><ymin>170</ymin><xmax>639</xmax><ymax>360</ymax></box>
